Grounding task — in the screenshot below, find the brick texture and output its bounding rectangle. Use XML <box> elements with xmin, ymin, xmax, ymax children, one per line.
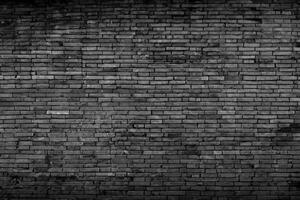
<box><xmin>0</xmin><ymin>0</ymin><xmax>300</xmax><ymax>199</ymax></box>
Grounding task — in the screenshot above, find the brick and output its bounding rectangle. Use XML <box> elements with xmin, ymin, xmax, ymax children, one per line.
<box><xmin>46</xmin><ymin>110</ymin><xmax>70</xmax><ymax>115</ymax></box>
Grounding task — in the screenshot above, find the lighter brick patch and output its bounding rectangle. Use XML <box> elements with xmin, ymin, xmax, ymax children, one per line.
<box><xmin>96</xmin><ymin>172</ymin><xmax>115</xmax><ymax>176</ymax></box>
<box><xmin>32</xmin><ymin>75</ymin><xmax>54</xmax><ymax>80</ymax></box>
<box><xmin>47</xmin><ymin>110</ymin><xmax>69</xmax><ymax>115</ymax></box>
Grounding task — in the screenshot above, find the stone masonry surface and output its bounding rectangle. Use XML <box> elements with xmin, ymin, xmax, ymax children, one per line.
<box><xmin>0</xmin><ymin>0</ymin><xmax>300</xmax><ymax>199</ymax></box>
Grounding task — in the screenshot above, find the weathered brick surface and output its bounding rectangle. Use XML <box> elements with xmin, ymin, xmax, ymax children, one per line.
<box><xmin>0</xmin><ymin>0</ymin><xmax>300</xmax><ymax>199</ymax></box>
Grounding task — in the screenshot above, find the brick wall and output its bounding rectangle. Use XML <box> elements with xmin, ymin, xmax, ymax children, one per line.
<box><xmin>0</xmin><ymin>0</ymin><xmax>300</xmax><ymax>199</ymax></box>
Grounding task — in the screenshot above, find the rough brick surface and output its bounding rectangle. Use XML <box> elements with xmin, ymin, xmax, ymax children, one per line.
<box><xmin>0</xmin><ymin>0</ymin><xmax>300</xmax><ymax>199</ymax></box>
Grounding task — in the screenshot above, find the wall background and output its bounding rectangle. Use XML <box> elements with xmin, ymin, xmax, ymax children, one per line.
<box><xmin>0</xmin><ymin>0</ymin><xmax>300</xmax><ymax>199</ymax></box>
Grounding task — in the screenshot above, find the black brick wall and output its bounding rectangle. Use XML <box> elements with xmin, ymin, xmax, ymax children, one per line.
<box><xmin>0</xmin><ymin>0</ymin><xmax>300</xmax><ymax>199</ymax></box>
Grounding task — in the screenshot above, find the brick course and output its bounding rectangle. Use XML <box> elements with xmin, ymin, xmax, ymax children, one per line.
<box><xmin>0</xmin><ymin>0</ymin><xmax>300</xmax><ymax>199</ymax></box>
